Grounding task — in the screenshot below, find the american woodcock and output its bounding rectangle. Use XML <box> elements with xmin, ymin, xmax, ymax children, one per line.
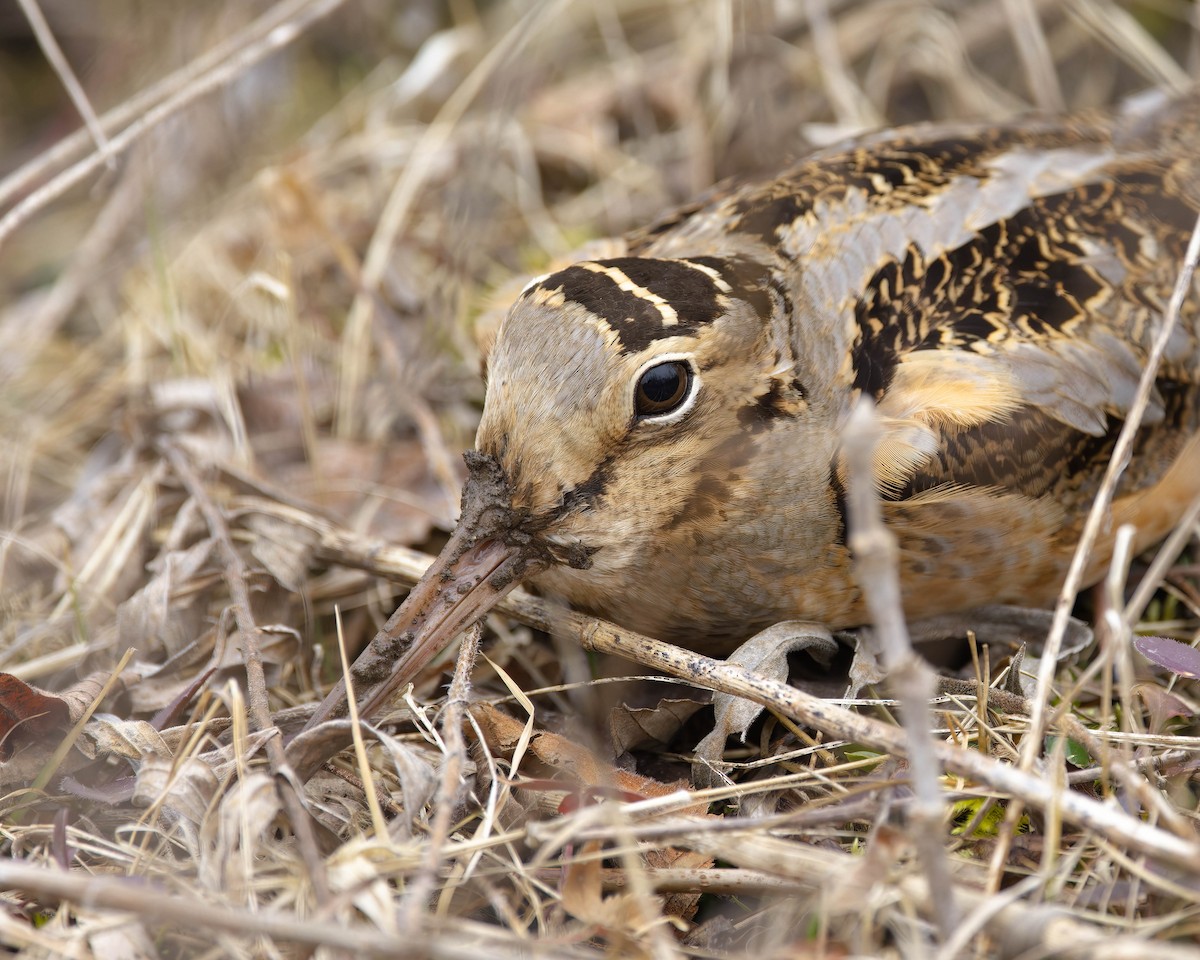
<box><xmin>307</xmin><ymin>92</ymin><xmax>1200</xmax><ymax>728</ymax></box>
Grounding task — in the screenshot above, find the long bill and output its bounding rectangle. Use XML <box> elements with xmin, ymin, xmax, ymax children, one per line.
<box><xmin>300</xmin><ymin>452</ymin><xmax>546</xmax><ymax>733</ymax></box>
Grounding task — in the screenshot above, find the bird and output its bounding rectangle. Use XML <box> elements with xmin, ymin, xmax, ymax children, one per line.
<box><xmin>304</xmin><ymin>91</ymin><xmax>1200</xmax><ymax>729</ymax></box>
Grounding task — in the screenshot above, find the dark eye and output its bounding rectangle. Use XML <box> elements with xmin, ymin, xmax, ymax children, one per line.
<box><xmin>634</xmin><ymin>360</ymin><xmax>693</xmax><ymax>419</ymax></box>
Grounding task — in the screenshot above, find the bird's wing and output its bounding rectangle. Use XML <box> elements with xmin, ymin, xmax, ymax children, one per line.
<box><xmin>702</xmin><ymin>94</ymin><xmax>1200</xmax><ymax>512</ymax></box>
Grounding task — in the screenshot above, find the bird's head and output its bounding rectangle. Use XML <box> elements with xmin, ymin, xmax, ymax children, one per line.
<box><xmin>308</xmin><ymin>255</ymin><xmax>814</xmax><ymax>725</ymax></box>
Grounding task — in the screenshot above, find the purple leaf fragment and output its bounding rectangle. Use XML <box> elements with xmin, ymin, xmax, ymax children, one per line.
<box><xmin>1133</xmin><ymin>635</ymin><xmax>1200</xmax><ymax>679</ymax></box>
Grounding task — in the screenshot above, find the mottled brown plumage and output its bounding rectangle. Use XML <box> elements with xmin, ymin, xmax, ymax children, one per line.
<box><xmin>306</xmin><ymin>91</ymin><xmax>1200</xmax><ymax>728</ymax></box>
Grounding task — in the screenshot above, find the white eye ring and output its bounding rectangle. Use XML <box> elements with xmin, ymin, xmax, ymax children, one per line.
<box><xmin>630</xmin><ymin>353</ymin><xmax>700</xmax><ymax>423</ymax></box>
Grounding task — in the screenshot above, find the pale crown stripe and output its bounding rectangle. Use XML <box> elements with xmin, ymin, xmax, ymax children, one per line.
<box><xmin>678</xmin><ymin>258</ymin><xmax>733</xmax><ymax>293</ymax></box>
<box><xmin>578</xmin><ymin>261</ymin><xmax>680</xmax><ymax>326</ymax></box>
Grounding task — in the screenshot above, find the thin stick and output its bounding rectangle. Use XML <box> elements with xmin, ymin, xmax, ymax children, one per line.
<box><xmin>307</xmin><ymin>518</ymin><xmax>1200</xmax><ymax>878</ymax></box>
<box><xmin>399</xmin><ymin>622</ymin><xmax>482</xmax><ymax>930</ymax></box>
<box><xmin>842</xmin><ymin>399</ymin><xmax>959</xmax><ymax>940</ymax></box>
<box><xmin>0</xmin><ymin>0</ymin><xmax>340</xmax><ymax>213</ymax></box>
<box><xmin>336</xmin><ymin>606</ymin><xmax>389</xmax><ymax>842</ymax></box>
<box><xmin>1001</xmin><ymin>0</ymin><xmax>1065</xmax><ymax>110</ymax></box>
<box><xmin>336</xmin><ymin>0</ymin><xmax>570</xmax><ymax>436</ymax></box>
<box><xmin>0</xmin><ymin>0</ymin><xmax>347</xmax><ymax>252</ymax></box>
<box><xmin>0</xmin><ymin>860</ymin><xmax>592</xmax><ymax>959</ymax></box>
<box><xmin>163</xmin><ymin>444</ymin><xmax>331</xmax><ymax>904</ymax></box>
<box><xmin>0</xmin><ymin>149</ymin><xmax>145</xmax><ymax>380</ymax></box>
<box><xmin>14</xmin><ymin>0</ymin><xmax>112</xmax><ymax>162</ymax></box>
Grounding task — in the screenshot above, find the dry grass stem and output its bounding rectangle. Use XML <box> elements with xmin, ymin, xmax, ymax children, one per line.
<box><xmin>13</xmin><ymin>0</ymin><xmax>111</xmax><ymax>161</ymax></box>
<box><xmin>313</xmin><ymin>518</ymin><xmax>1200</xmax><ymax>876</ymax></box>
<box><xmin>162</xmin><ymin>442</ymin><xmax>332</xmax><ymax>901</ymax></box>
<box><xmin>0</xmin><ymin>0</ymin><xmax>348</xmax><ymax>250</ymax></box>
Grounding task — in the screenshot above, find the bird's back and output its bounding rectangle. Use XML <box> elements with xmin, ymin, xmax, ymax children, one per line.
<box><xmin>624</xmin><ymin>93</ymin><xmax>1200</xmax><ymax>623</ymax></box>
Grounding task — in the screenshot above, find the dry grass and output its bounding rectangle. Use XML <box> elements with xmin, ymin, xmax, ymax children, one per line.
<box><xmin>2</xmin><ymin>0</ymin><xmax>1200</xmax><ymax>956</ymax></box>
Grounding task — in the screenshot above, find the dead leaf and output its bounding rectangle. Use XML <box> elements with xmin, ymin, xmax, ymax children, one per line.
<box><xmin>560</xmin><ymin>838</ymin><xmax>613</xmax><ymax>929</ymax></box>
<box><xmin>1134</xmin><ymin>635</ymin><xmax>1200</xmax><ymax>680</ymax></box>
<box><xmin>1134</xmin><ymin>682</ymin><xmax>1197</xmax><ymax>733</ymax></box>
<box><xmin>134</xmin><ymin>754</ymin><xmax>220</xmax><ymax>827</ymax></box>
<box><xmin>231</xmin><ymin>623</ymin><xmax>302</xmax><ymax>666</ymax></box>
<box><xmin>470</xmin><ymin>702</ymin><xmax>528</xmax><ymax>756</ymax></box>
<box><xmin>85</xmin><ymin>717</ymin><xmax>172</xmax><ymax>762</ymax></box>
<box><xmin>245</xmin><ymin>513</ymin><xmax>317</xmax><ymax>592</ymax></box>
<box><xmin>609</xmin><ymin>695</ymin><xmax>709</xmax><ymax>755</ymax></box>
<box><xmin>125</xmin><ymin>635</ymin><xmax>222</xmax><ymax>716</ymax></box>
<box><xmin>369</xmin><ymin>725</ymin><xmax>440</xmax><ymax>835</ymax></box>
<box><xmin>116</xmin><ymin>537</ymin><xmax>216</xmax><ymax>658</ymax></box>
<box><xmin>0</xmin><ymin>669</ymin><xmax>127</xmax><ymax>763</ymax></box>
<box><xmin>559</xmin><ymin>836</ymin><xmax>667</xmax><ymax>949</ymax></box>
<box><xmin>471</xmin><ymin>702</ymin><xmax>712</xmax><ymax>931</ymax></box>
<box><xmin>645</xmin><ymin>843</ymin><xmax>715</xmax><ymax>923</ymax></box>
<box><xmin>202</xmin><ymin>773</ymin><xmax>282</xmax><ymax>893</ymax></box>
<box><xmin>0</xmin><ymin>666</ymin><xmax>154</xmax><ymax>785</ymax></box>
<box><xmin>694</xmin><ymin>622</ymin><xmax>837</xmax><ymax>787</ymax></box>
<box><xmin>0</xmin><ymin>673</ymin><xmax>72</xmax><ymax>761</ymax></box>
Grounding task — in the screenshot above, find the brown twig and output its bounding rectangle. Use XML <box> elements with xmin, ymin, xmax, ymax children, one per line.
<box><xmin>398</xmin><ymin>622</ymin><xmax>482</xmax><ymax>931</ymax></box>
<box><xmin>0</xmin><ymin>149</ymin><xmax>146</xmax><ymax>380</ymax></box>
<box><xmin>0</xmin><ymin>0</ymin><xmax>342</xmax><ymax>213</ymax></box>
<box><xmin>163</xmin><ymin>443</ymin><xmax>331</xmax><ymax>904</ymax></box>
<box><xmin>0</xmin><ymin>860</ymin><xmax>595</xmax><ymax>959</ymax></box>
<box><xmin>14</xmin><ymin>0</ymin><xmax>112</xmax><ymax>161</ymax></box>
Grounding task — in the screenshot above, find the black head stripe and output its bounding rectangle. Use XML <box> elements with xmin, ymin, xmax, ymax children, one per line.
<box><xmin>525</xmin><ymin>256</ymin><xmax>773</xmax><ymax>353</ymax></box>
<box><xmin>688</xmin><ymin>255</ymin><xmax>776</xmax><ymax>319</ymax></box>
<box><xmin>545</xmin><ymin>264</ymin><xmax>667</xmax><ymax>352</ymax></box>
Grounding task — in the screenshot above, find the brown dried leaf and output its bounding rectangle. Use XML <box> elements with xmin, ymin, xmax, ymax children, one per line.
<box><xmin>473</xmin><ymin>702</ymin><xmax>700</xmax><ymax>807</ymax></box>
<box><xmin>0</xmin><ymin>670</ymin><xmax>119</xmax><ymax>763</ymax></box>
<box><xmin>609</xmin><ymin>695</ymin><xmax>708</xmax><ymax>755</ymax></box>
<box><xmin>0</xmin><ymin>673</ymin><xmax>72</xmax><ymax>761</ymax></box>
<box><xmin>1134</xmin><ymin>682</ymin><xmax>1197</xmax><ymax>734</ymax></box>
<box><xmin>84</xmin><ymin>718</ymin><xmax>172</xmax><ymax>762</ymax></box>
<box><xmin>368</xmin><ymin>726</ymin><xmax>439</xmax><ymax>834</ymax></box>
<box><xmin>474</xmin><ymin>701</ymin><xmax>710</xmax><ymax>930</ymax></box>
<box><xmin>284</xmin><ymin>719</ymin><xmax>355</xmax><ymax>781</ymax></box>
<box><xmin>245</xmin><ymin>513</ymin><xmax>317</xmax><ymax>592</ymax></box>
<box><xmin>202</xmin><ymin>773</ymin><xmax>281</xmax><ymax>893</ymax></box>
<box><xmin>125</xmin><ymin>636</ymin><xmax>222</xmax><ymax>715</ymax></box>
<box><xmin>561</xmin><ymin>837</ymin><xmax>656</xmax><ymax>941</ymax></box>
<box><xmin>560</xmin><ymin>838</ymin><xmax>607</xmax><ymax>927</ymax></box>
<box><xmin>232</xmin><ymin>623</ymin><xmax>302</xmax><ymax>667</ymax></box>
<box><xmin>116</xmin><ymin>537</ymin><xmax>215</xmax><ymax>658</ymax></box>
<box><xmin>470</xmin><ymin>701</ymin><xmax>527</xmax><ymax>756</ymax></box>
<box><xmin>134</xmin><ymin>755</ymin><xmax>220</xmax><ymax>827</ymax></box>
<box><xmin>645</xmin><ymin>843</ymin><xmax>715</xmax><ymax>923</ymax></box>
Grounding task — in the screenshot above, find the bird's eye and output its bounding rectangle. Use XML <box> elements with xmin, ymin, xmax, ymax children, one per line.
<box><xmin>634</xmin><ymin>360</ymin><xmax>694</xmax><ymax>419</ymax></box>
